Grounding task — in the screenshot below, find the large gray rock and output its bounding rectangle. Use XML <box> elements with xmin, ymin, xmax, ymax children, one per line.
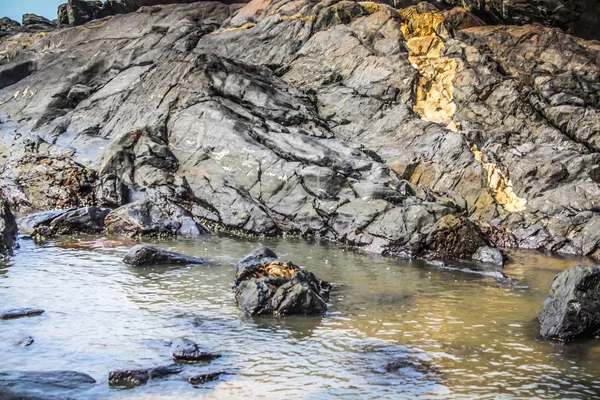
<box><xmin>538</xmin><ymin>265</ymin><xmax>600</xmax><ymax>342</ymax></box>
<box><xmin>123</xmin><ymin>244</ymin><xmax>210</xmax><ymax>266</ymax></box>
<box><xmin>104</xmin><ymin>200</ymin><xmax>180</xmax><ymax>237</ymax></box>
<box><xmin>235</xmin><ymin>247</ymin><xmax>331</xmax><ymax>316</ymax></box>
<box><xmin>0</xmin><ymin>199</ymin><xmax>17</xmax><ymax>256</ymax></box>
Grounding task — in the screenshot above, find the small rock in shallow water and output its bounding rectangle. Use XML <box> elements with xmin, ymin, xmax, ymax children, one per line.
<box><xmin>171</xmin><ymin>338</ymin><xmax>221</xmax><ymax>363</ymax></box>
<box><xmin>16</xmin><ymin>336</ymin><xmax>34</xmax><ymax>346</ymax></box>
<box><xmin>108</xmin><ymin>365</ymin><xmax>183</xmax><ymax>389</ymax></box>
<box><xmin>538</xmin><ymin>265</ymin><xmax>600</xmax><ymax>342</ymax></box>
<box><xmin>235</xmin><ymin>247</ymin><xmax>331</xmax><ymax>316</ymax></box>
<box><xmin>189</xmin><ymin>372</ymin><xmax>224</xmax><ymax>386</ymax></box>
<box><xmin>0</xmin><ymin>308</ymin><xmax>45</xmax><ymax>320</ymax></box>
<box><xmin>123</xmin><ymin>245</ymin><xmax>210</xmax><ymax>267</ymax></box>
<box><xmin>472</xmin><ymin>246</ymin><xmax>505</xmax><ymax>266</ymax></box>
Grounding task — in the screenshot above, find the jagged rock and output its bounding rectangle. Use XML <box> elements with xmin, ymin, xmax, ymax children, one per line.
<box><xmin>171</xmin><ymin>338</ymin><xmax>221</xmax><ymax>362</ymax></box>
<box><xmin>104</xmin><ymin>200</ymin><xmax>180</xmax><ymax>237</ymax></box>
<box><xmin>108</xmin><ymin>365</ymin><xmax>183</xmax><ymax>388</ymax></box>
<box><xmin>189</xmin><ymin>372</ymin><xmax>223</xmax><ymax>385</ymax></box>
<box><xmin>17</xmin><ymin>210</ymin><xmax>71</xmax><ymax>235</ymax></box>
<box><xmin>22</xmin><ymin>14</ymin><xmax>56</xmax><ymax>27</ymax></box>
<box><xmin>0</xmin><ymin>17</ymin><xmax>21</xmax><ymax>37</ymax></box>
<box><xmin>35</xmin><ymin>206</ymin><xmax>111</xmax><ymax>236</ymax></box>
<box><xmin>0</xmin><ymin>198</ymin><xmax>17</xmax><ymax>256</ymax></box>
<box><xmin>234</xmin><ymin>247</ymin><xmax>330</xmax><ymax>316</ymax></box>
<box><xmin>472</xmin><ymin>246</ymin><xmax>504</xmax><ymax>266</ymax></box>
<box><xmin>0</xmin><ymin>0</ymin><xmax>598</xmax><ymax>262</ymax></box>
<box><xmin>239</xmin><ymin>246</ymin><xmax>278</xmax><ymax>264</ymax></box>
<box><xmin>123</xmin><ymin>244</ymin><xmax>210</xmax><ymax>266</ymax></box>
<box><xmin>538</xmin><ymin>265</ymin><xmax>600</xmax><ymax>342</ymax></box>
<box><xmin>0</xmin><ymin>370</ymin><xmax>96</xmax><ymax>400</ymax></box>
<box><xmin>0</xmin><ymin>308</ymin><xmax>44</xmax><ymax>320</ymax></box>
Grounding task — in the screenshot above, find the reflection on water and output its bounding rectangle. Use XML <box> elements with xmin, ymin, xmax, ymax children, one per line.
<box><xmin>1</xmin><ymin>235</ymin><xmax>600</xmax><ymax>399</ymax></box>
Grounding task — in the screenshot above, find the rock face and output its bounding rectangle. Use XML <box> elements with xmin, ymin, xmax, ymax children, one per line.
<box><xmin>123</xmin><ymin>244</ymin><xmax>210</xmax><ymax>266</ymax></box>
<box><xmin>235</xmin><ymin>247</ymin><xmax>330</xmax><ymax>316</ymax></box>
<box><xmin>171</xmin><ymin>338</ymin><xmax>221</xmax><ymax>362</ymax></box>
<box><xmin>0</xmin><ymin>198</ymin><xmax>17</xmax><ymax>256</ymax></box>
<box><xmin>0</xmin><ymin>0</ymin><xmax>598</xmax><ymax>262</ymax></box>
<box><xmin>108</xmin><ymin>365</ymin><xmax>183</xmax><ymax>388</ymax></box>
<box><xmin>538</xmin><ymin>265</ymin><xmax>600</xmax><ymax>342</ymax></box>
<box><xmin>22</xmin><ymin>14</ymin><xmax>56</xmax><ymax>28</ymax></box>
<box><xmin>0</xmin><ymin>370</ymin><xmax>96</xmax><ymax>400</ymax></box>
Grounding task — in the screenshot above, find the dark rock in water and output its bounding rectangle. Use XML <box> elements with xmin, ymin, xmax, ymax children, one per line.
<box><xmin>16</xmin><ymin>336</ymin><xmax>34</xmax><ymax>347</ymax></box>
<box><xmin>189</xmin><ymin>372</ymin><xmax>224</xmax><ymax>386</ymax></box>
<box><xmin>0</xmin><ymin>199</ymin><xmax>18</xmax><ymax>256</ymax></box>
<box><xmin>538</xmin><ymin>265</ymin><xmax>600</xmax><ymax>342</ymax></box>
<box><xmin>0</xmin><ymin>370</ymin><xmax>96</xmax><ymax>400</ymax></box>
<box><xmin>22</xmin><ymin>14</ymin><xmax>56</xmax><ymax>27</ymax></box>
<box><xmin>238</xmin><ymin>246</ymin><xmax>278</xmax><ymax>264</ymax></box>
<box><xmin>105</xmin><ymin>200</ymin><xmax>180</xmax><ymax>237</ymax></box>
<box><xmin>472</xmin><ymin>246</ymin><xmax>505</xmax><ymax>266</ymax></box>
<box><xmin>235</xmin><ymin>247</ymin><xmax>330</xmax><ymax>316</ymax></box>
<box><xmin>0</xmin><ymin>308</ymin><xmax>44</xmax><ymax>320</ymax></box>
<box><xmin>17</xmin><ymin>210</ymin><xmax>71</xmax><ymax>235</ymax></box>
<box><xmin>108</xmin><ymin>364</ymin><xmax>183</xmax><ymax>388</ymax></box>
<box><xmin>35</xmin><ymin>207</ymin><xmax>111</xmax><ymax>236</ymax></box>
<box><xmin>385</xmin><ymin>358</ymin><xmax>440</xmax><ymax>375</ymax></box>
<box><xmin>123</xmin><ymin>245</ymin><xmax>209</xmax><ymax>267</ymax></box>
<box><xmin>171</xmin><ymin>338</ymin><xmax>221</xmax><ymax>363</ymax></box>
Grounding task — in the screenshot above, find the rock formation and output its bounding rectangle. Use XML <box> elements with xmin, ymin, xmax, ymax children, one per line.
<box><xmin>235</xmin><ymin>247</ymin><xmax>331</xmax><ymax>315</ymax></box>
<box><xmin>538</xmin><ymin>265</ymin><xmax>600</xmax><ymax>342</ymax></box>
<box><xmin>123</xmin><ymin>244</ymin><xmax>210</xmax><ymax>266</ymax></box>
<box><xmin>0</xmin><ymin>198</ymin><xmax>17</xmax><ymax>256</ymax></box>
<box><xmin>0</xmin><ymin>0</ymin><xmax>598</xmax><ymax>261</ymax></box>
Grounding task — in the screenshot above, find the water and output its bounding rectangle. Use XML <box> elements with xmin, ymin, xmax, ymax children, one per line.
<box><xmin>1</xmin><ymin>235</ymin><xmax>600</xmax><ymax>399</ymax></box>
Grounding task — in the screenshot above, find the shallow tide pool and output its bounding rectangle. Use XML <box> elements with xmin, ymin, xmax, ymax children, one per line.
<box><xmin>1</xmin><ymin>235</ymin><xmax>600</xmax><ymax>399</ymax></box>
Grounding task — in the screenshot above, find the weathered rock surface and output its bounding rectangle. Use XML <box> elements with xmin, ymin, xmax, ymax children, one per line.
<box><xmin>124</xmin><ymin>244</ymin><xmax>210</xmax><ymax>266</ymax></box>
<box><xmin>104</xmin><ymin>200</ymin><xmax>181</xmax><ymax>237</ymax></box>
<box><xmin>0</xmin><ymin>370</ymin><xmax>96</xmax><ymax>400</ymax></box>
<box><xmin>0</xmin><ymin>198</ymin><xmax>18</xmax><ymax>256</ymax></box>
<box><xmin>0</xmin><ymin>0</ymin><xmax>598</xmax><ymax>261</ymax></box>
<box><xmin>538</xmin><ymin>265</ymin><xmax>600</xmax><ymax>342</ymax></box>
<box><xmin>43</xmin><ymin>206</ymin><xmax>111</xmax><ymax>236</ymax></box>
<box><xmin>108</xmin><ymin>364</ymin><xmax>183</xmax><ymax>388</ymax></box>
<box><xmin>472</xmin><ymin>246</ymin><xmax>504</xmax><ymax>266</ymax></box>
<box><xmin>171</xmin><ymin>338</ymin><xmax>221</xmax><ymax>362</ymax></box>
<box><xmin>0</xmin><ymin>308</ymin><xmax>45</xmax><ymax>320</ymax></box>
<box><xmin>22</xmin><ymin>14</ymin><xmax>56</xmax><ymax>28</ymax></box>
<box><xmin>235</xmin><ymin>247</ymin><xmax>330</xmax><ymax>316</ymax></box>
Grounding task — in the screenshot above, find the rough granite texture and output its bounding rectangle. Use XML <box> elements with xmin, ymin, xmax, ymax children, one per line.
<box><xmin>0</xmin><ymin>0</ymin><xmax>599</xmax><ymax>260</ymax></box>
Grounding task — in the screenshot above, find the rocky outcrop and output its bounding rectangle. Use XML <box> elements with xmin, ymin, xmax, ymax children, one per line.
<box><xmin>538</xmin><ymin>265</ymin><xmax>600</xmax><ymax>342</ymax></box>
<box><xmin>123</xmin><ymin>244</ymin><xmax>210</xmax><ymax>266</ymax></box>
<box><xmin>171</xmin><ymin>337</ymin><xmax>221</xmax><ymax>362</ymax></box>
<box><xmin>0</xmin><ymin>308</ymin><xmax>44</xmax><ymax>320</ymax></box>
<box><xmin>22</xmin><ymin>14</ymin><xmax>56</xmax><ymax>28</ymax></box>
<box><xmin>0</xmin><ymin>370</ymin><xmax>96</xmax><ymax>400</ymax></box>
<box><xmin>108</xmin><ymin>364</ymin><xmax>182</xmax><ymax>388</ymax></box>
<box><xmin>0</xmin><ymin>0</ymin><xmax>598</xmax><ymax>262</ymax></box>
<box><xmin>0</xmin><ymin>198</ymin><xmax>17</xmax><ymax>256</ymax></box>
<box><xmin>235</xmin><ymin>247</ymin><xmax>330</xmax><ymax>316</ymax></box>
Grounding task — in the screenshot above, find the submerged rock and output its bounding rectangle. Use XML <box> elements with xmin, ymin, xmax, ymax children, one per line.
<box><xmin>472</xmin><ymin>246</ymin><xmax>505</xmax><ymax>266</ymax></box>
<box><xmin>235</xmin><ymin>247</ymin><xmax>330</xmax><ymax>316</ymax></box>
<box><xmin>0</xmin><ymin>308</ymin><xmax>44</xmax><ymax>320</ymax></box>
<box><xmin>16</xmin><ymin>336</ymin><xmax>35</xmax><ymax>347</ymax></box>
<box><xmin>0</xmin><ymin>199</ymin><xmax>18</xmax><ymax>256</ymax></box>
<box><xmin>123</xmin><ymin>245</ymin><xmax>209</xmax><ymax>267</ymax></box>
<box><xmin>0</xmin><ymin>370</ymin><xmax>96</xmax><ymax>400</ymax></box>
<box><xmin>104</xmin><ymin>200</ymin><xmax>180</xmax><ymax>238</ymax></box>
<box><xmin>189</xmin><ymin>372</ymin><xmax>224</xmax><ymax>386</ymax></box>
<box><xmin>108</xmin><ymin>364</ymin><xmax>183</xmax><ymax>389</ymax></box>
<box><xmin>538</xmin><ymin>265</ymin><xmax>600</xmax><ymax>342</ymax></box>
<box><xmin>171</xmin><ymin>338</ymin><xmax>221</xmax><ymax>363</ymax></box>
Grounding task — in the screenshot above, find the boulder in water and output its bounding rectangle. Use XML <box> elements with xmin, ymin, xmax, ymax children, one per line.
<box><xmin>0</xmin><ymin>199</ymin><xmax>17</xmax><ymax>256</ymax></box>
<box><xmin>0</xmin><ymin>308</ymin><xmax>44</xmax><ymax>320</ymax></box>
<box><xmin>123</xmin><ymin>245</ymin><xmax>210</xmax><ymax>267</ymax></box>
<box><xmin>108</xmin><ymin>364</ymin><xmax>182</xmax><ymax>388</ymax></box>
<box><xmin>234</xmin><ymin>247</ymin><xmax>330</xmax><ymax>316</ymax></box>
<box><xmin>171</xmin><ymin>338</ymin><xmax>221</xmax><ymax>363</ymax></box>
<box><xmin>0</xmin><ymin>370</ymin><xmax>96</xmax><ymax>399</ymax></box>
<box><xmin>538</xmin><ymin>265</ymin><xmax>600</xmax><ymax>341</ymax></box>
<box><xmin>104</xmin><ymin>200</ymin><xmax>180</xmax><ymax>238</ymax></box>
<box><xmin>472</xmin><ymin>246</ymin><xmax>505</xmax><ymax>266</ymax></box>
<box><xmin>189</xmin><ymin>372</ymin><xmax>223</xmax><ymax>386</ymax></box>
